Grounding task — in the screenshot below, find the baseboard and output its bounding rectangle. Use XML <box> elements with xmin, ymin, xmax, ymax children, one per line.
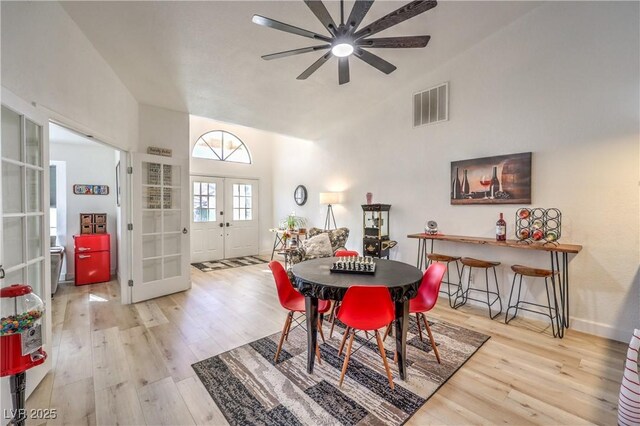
<box><xmin>437</xmin><ymin>295</ymin><xmax>633</xmax><ymax>343</ymax></box>
<box><xmin>570</xmin><ymin>317</ymin><xmax>634</xmax><ymax>343</ymax></box>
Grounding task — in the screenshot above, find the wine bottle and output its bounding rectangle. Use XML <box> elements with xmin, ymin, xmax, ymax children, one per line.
<box><xmin>496</xmin><ymin>212</ymin><xmax>506</xmax><ymax>241</ymax></box>
<box><xmin>490</xmin><ymin>166</ymin><xmax>500</xmax><ymax>199</ymax></box>
<box><xmin>452</xmin><ymin>167</ymin><xmax>462</xmax><ymax>199</ymax></box>
<box><xmin>461</xmin><ymin>169</ymin><xmax>470</xmax><ymax>196</ymax></box>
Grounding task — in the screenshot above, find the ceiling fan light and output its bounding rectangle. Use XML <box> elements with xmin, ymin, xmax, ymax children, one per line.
<box><xmin>331</xmin><ymin>43</ymin><xmax>354</xmax><ymax>58</ymax></box>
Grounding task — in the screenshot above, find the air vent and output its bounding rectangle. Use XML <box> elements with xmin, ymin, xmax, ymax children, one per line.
<box><xmin>413</xmin><ymin>82</ymin><xmax>448</xmax><ymax>127</ymax></box>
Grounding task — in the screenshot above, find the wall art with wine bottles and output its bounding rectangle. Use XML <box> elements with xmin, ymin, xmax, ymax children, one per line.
<box><xmin>450</xmin><ymin>152</ymin><xmax>532</xmax><ymax>205</ymax></box>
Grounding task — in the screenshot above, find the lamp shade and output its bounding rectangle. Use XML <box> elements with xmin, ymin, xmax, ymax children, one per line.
<box><xmin>319</xmin><ymin>192</ymin><xmax>341</xmax><ymax>205</ymax></box>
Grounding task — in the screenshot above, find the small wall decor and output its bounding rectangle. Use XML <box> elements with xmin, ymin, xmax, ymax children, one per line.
<box><xmin>73</xmin><ymin>184</ymin><xmax>109</xmax><ymax>195</ymax></box>
<box><xmin>147</xmin><ymin>146</ymin><xmax>173</xmax><ymax>157</ymax></box>
<box><xmin>515</xmin><ymin>207</ymin><xmax>561</xmax><ymax>243</ymax></box>
<box><xmin>450</xmin><ymin>152</ymin><xmax>531</xmax><ymax>205</ymax></box>
<box><xmin>294</xmin><ymin>185</ymin><xmax>307</xmax><ymax>206</ymax></box>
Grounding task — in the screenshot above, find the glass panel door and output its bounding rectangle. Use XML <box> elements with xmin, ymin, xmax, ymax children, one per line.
<box><xmin>1</xmin><ymin>106</ymin><xmax>45</xmax><ymax>296</ymax></box>
<box><xmin>132</xmin><ymin>153</ymin><xmax>189</xmax><ymax>302</ymax></box>
<box><xmin>0</xmin><ymin>100</ymin><xmax>48</xmax><ymax>402</ymax></box>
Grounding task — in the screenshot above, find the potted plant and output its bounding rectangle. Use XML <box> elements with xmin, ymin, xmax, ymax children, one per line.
<box><xmin>284</xmin><ymin>211</ymin><xmax>307</xmax><ymax>231</ymax></box>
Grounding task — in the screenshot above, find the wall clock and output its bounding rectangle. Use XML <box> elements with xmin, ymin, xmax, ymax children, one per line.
<box><xmin>294</xmin><ymin>185</ymin><xmax>308</xmax><ymax>206</ymax></box>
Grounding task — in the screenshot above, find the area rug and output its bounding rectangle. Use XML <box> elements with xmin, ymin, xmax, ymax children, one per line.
<box><xmin>192</xmin><ymin>316</ymin><xmax>489</xmax><ymax>425</ymax></box>
<box><xmin>191</xmin><ymin>256</ymin><xmax>267</xmax><ymax>272</ymax></box>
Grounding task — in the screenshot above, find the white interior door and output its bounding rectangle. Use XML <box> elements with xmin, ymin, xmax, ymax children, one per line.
<box><xmin>131</xmin><ymin>153</ymin><xmax>190</xmax><ymax>303</ymax></box>
<box><xmin>224</xmin><ymin>178</ymin><xmax>259</xmax><ymax>258</ymax></box>
<box><xmin>0</xmin><ymin>96</ymin><xmax>51</xmax><ymax>408</ymax></box>
<box><xmin>190</xmin><ymin>176</ymin><xmax>224</xmax><ymax>263</ymax></box>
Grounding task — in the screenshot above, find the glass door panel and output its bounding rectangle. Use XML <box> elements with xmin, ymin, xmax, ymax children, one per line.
<box><xmin>1</xmin><ymin>106</ymin><xmax>22</xmax><ymax>161</ymax></box>
<box><xmin>26</xmin><ymin>168</ymin><xmax>42</xmax><ymax>212</ymax></box>
<box><xmin>3</xmin><ymin>217</ymin><xmax>24</xmax><ymax>269</ymax></box>
<box><xmin>2</xmin><ymin>162</ymin><xmax>23</xmax><ymax>213</ymax></box>
<box><xmin>25</xmin><ymin>119</ymin><xmax>42</xmax><ymax>166</ymax></box>
<box><xmin>27</xmin><ymin>216</ymin><xmax>42</xmax><ymax>259</ymax></box>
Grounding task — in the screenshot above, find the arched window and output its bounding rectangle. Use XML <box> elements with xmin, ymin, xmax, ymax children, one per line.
<box><xmin>192</xmin><ymin>130</ymin><xmax>251</xmax><ymax>164</ymax></box>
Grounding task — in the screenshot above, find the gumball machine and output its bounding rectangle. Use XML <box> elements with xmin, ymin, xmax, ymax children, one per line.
<box><xmin>1</xmin><ymin>284</ymin><xmax>47</xmax><ymax>426</ymax></box>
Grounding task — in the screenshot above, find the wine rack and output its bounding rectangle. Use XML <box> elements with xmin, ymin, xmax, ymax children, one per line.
<box><xmin>515</xmin><ymin>208</ymin><xmax>561</xmax><ymax>244</ymax></box>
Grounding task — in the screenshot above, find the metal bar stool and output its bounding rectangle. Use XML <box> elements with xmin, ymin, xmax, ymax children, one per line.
<box><xmin>453</xmin><ymin>257</ymin><xmax>502</xmax><ymax>319</ymax></box>
<box><xmin>426</xmin><ymin>253</ymin><xmax>462</xmax><ymax>308</ymax></box>
<box><xmin>505</xmin><ymin>265</ymin><xmax>562</xmax><ymax>338</ymax></box>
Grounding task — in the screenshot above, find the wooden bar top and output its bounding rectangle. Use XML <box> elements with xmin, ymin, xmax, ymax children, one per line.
<box><xmin>407</xmin><ymin>233</ymin><xmax>582</xmax><ymax>254</ymax></box>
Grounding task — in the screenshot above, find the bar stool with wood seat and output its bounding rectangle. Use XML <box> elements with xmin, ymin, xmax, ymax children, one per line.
<box><xmin>453</xmin><ymin>257</ymin><xmax>502</xmax><ymax>319</ymax></box>
<box><xmin>505</xmin><ymin>265</ymin><xmax>562</xmax><ymax>338</ymax></box>
<box><xmin>426</xmin><ymin>253</ymin><xmax>462</xmax><ymax>308</ymax></box>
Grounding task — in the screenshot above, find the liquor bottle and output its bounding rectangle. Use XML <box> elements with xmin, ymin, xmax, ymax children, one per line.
<box><xmin>490</xmin><ymin>166</ymin><xmax>500</xmax><ymax>199</ymax></box>
<box><xmin>496</xmin><ymin>213</ymin><xmax>506</xmax><ymax>241</ymax></box>
<box><xmin>461</xmin><ymin>169</ymin><xmax>470</xmax><ymax>196</ymax></box>
<box><xmin>451</xmin><ymin>167</ymin><xmax>462</xmax><ymax>199</ymax></box>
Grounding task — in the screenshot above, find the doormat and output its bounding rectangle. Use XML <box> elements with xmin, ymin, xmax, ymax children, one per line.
<box><xmin>191</xmin><ymin>256</ymin><xmax>267</xmax><ymax>272</ymax></box>
<box><xmin>192</xmin><ymin>316</ymin><xmax>489</xmax><ymax>425</ymax></box>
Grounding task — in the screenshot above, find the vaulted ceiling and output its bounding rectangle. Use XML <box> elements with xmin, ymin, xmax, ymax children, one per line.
<box><xmin>60</xmin><ymin>1</ymin><xmax>539</xmax><ymax>139</ymax></box>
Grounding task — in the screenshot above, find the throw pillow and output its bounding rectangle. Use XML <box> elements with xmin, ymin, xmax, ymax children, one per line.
<box><xmin>302</xmin><ymin>233</ymin><xmax>333</xmax><ymax>258</ymax></box>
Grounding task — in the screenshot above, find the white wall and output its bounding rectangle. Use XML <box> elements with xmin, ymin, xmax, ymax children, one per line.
<box><xmin>50</xmin><ymin>141</ymin><xmax>119</xmax><ymax>278</ymax></box>
<box><xmin>1</xmin><ymin>1</ymin><xmax>138</xmax><ymax>151</ymax></box>
<box><xmin>273</xmin><ymin>2</ymin><xmax>640</xmax><ymax>342</ymax></box>
<box><xmin>191</xmin><ymin>115</ymin><xmax>287</xmax><ymax>256</ymax></box>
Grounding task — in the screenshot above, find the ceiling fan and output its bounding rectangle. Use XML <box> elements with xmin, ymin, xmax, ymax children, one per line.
<box><xmin>252</xmin><ymin>0</ymin><xmax>437</xmax><ymax>85</ymax></box>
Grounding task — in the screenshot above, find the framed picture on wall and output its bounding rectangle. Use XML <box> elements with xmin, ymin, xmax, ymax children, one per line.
<box><xmin>116</xmin><ymin>161</ymin><xmax>121</xmax><ymax>207</ymax></box>
<box><xmin>450</xmin><ymin>152</ymin><xmax>532</xmax><ymax>205</ymax></box>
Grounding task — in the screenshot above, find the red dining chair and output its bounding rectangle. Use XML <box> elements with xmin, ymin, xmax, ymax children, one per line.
<box><xmin>336</xmin><ymin>285</ymin><xmax>395</xmax><ymax>389</ymax></box>
<box><xmin>269</xmin><ymin>261</ymin><xmax>330</xmax><ymax>363</ymax></box>
<box><xmin>329</xmin><ymin>250</ymin><xmax>360</xmax><ymax>338</ymax></box>
<box><xmin>384</xmin><ymin>263</ymin><xmax>447</xmax><ymax>363</ymax></box>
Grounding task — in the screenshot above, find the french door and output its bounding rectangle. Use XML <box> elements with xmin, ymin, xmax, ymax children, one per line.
<box><xmin>190</xmin><ymin>176</ymin><xmax>224</xmax><ymax>262</ymax></box>
<box><xmin>224</xmin><ymin>178</ymin><xmax>259</xmax><ymax>259</ymax></box>
<box><xmin>190</xmin><ymin>177</ymin><xmax>259</xmax><ymax>262</ymax></box>
<box><xmin>131</xmin><ymin>153</ymin><xmax>190</xmax><ymax>303</ymax></box>
<box><xmin>0</xmin><ymin>96</ymin><xmax>50</xmax><ymax>401</ymax></box>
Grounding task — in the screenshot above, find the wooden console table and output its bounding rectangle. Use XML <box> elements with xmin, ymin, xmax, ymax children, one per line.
<box><xmin>407</xmin><ymin>233</ymin><xmax>582</xmax><ymax>334</ymax></box>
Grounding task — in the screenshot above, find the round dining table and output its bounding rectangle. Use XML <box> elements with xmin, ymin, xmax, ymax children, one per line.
<box><xmin>291</xmin><ymin>257</ymin><xmax>423</xmax><ymax>380</ymax></box>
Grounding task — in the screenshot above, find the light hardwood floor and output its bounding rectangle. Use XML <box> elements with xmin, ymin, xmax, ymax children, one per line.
<box><xmin>27</xmin><ymin>261</ymin><xmax>626</xmax><ymax>425</ymax></box>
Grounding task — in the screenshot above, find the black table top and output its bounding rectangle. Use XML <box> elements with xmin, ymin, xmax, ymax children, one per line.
<box><xmin>291</xmin><ymin>257</ymin><xmax>423</xmax><ymax>302</ymax></box>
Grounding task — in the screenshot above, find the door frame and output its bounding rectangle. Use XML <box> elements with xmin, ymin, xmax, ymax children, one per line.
<box><xmin>189</xmin><ymin>174</ymin><xmax>261</xmax><ymax>260</ymax></box>
<box><xmin>45</xmin><ymin>117</ymin><xmax>132</xmax><ymax>305</ymax></box>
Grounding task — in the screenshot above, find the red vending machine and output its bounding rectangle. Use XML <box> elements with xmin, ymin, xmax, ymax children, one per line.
<box><xmin>74</xmin><ymin>234</ymin><xmax>110</xmax><ymax>285</ymax></box>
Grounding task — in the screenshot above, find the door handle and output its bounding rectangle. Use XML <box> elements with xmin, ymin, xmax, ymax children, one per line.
<box><xmin>219</xmin><ymin>223</ymin><xmax>224</xmax><ymax>228</ymax></box>
<box><xmin>182</xmin><ymin>228</ymin><xmax>188</xmax><ymax>235</ymax></box>
<box><xmin>226</xmin><ymin>223</ymin><xmax>231</xmax><ymax>227</ymax></box>
<box><xmin>78</xmin><ymin>247</ymin><xmax>90</xmax><ymax>251</ymax></box>
<box><xmin>0</xmin><ymin>265</ymin><xmax>4</xmax><ymax>279</ymax></box>
<box><xmin>78</xmin><ymin>255</ymin><xmax>91</xmax><ymax>259</ymax></box>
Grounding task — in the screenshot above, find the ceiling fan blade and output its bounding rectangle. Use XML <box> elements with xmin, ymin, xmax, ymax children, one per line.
<box><xmin>252</xmin><ymin>15</ymin><xmax>332</xmax><ymax>42</ymax></box>
<box><xmin>338</xmin><ymin>57</ymin><xmax>350</xmax><ymax>85</ymax></box>
<box><xmin>262</xmin><ymin>45</ymin><xmax>331</xmax><ymax>60</ymax></box>
<box><xmin>346</xmin><ymin>0</ymin><xmax>375</xmax><ymax>33</ymax></box>
<box><xmin>357</xmin><ymin>35</ymin><xmax>430</xmax><ymax>48</ymax></box>
<box><xmin>353</xmin><ymin>0</ymin><xmax>437</xmax><ymax>40</ymax></box>
<box><xmin>303</xmin><ymin>0</ymin><xmax>338</xmax><ymax>37</ymax></box>
<box><xmin>353</xmin><ymin>48</ymin><xmax>397</xmax><ymax>74</ymax></box>
<box><xmin>297</xmin><ymin>51</ymin><xmax>333</xmax><ymax>80</ymax></box>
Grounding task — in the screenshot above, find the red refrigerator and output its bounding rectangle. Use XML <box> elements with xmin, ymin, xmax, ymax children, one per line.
<box><xmin>74</xmin><ymin>234</ymin><xmax>110</xmax><ymax>286</ymax></box>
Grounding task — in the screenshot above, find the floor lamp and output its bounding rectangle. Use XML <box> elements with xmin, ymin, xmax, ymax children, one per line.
<box><xmin>319</xmin><ymin>192</ymin><xmax>341</xmax><ymax>230</ymax></box>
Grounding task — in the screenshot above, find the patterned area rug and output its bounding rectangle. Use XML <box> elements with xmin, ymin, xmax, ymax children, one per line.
<box><xmin>191</xmin><ymin>256</ymin><xmax>267</xmax><ymax>272</ymax></box>
<box><xmin>192</xmin><ymin>316</ymin><xmax>489</xmax><ymax>425</ymax></box>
